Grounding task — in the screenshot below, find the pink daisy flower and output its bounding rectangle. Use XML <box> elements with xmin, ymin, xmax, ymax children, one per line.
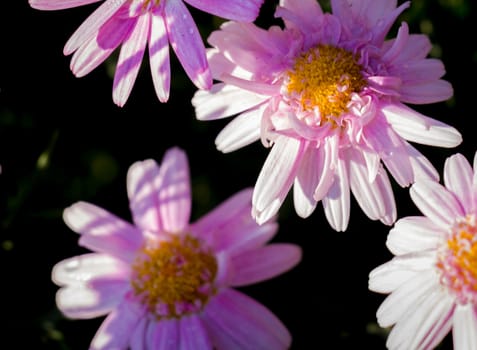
<box><xmin>369</xmin><ymin>150</ymin><xmax>477</xmax><ymax>349</ymax></box>
<box><xmin>28</xmin><ymin>0</ymin><xmax>265</xmax><ymax>107</ymax></box>
<box><xmin>192</xmin><ymin>0</ymin><xmax>462</xmax><ymax>231</ymax></box>
<box><xmin>52</xmin><ymin>147</ymin><xmax>301</xmax><ymax>349</ymax></box>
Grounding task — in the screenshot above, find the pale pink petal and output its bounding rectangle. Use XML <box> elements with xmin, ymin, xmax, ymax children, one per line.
<box><xmin>410</xmin><ymin>180</ymin><xmax>464</xmax><ymax>227</ymax></box>
<box><xmin>313</xmin><ymin>135</ymin><xmax>339</xmax><ymax>201</ymax></box>
<box><xmin>386</xmin><ymin>34</ymin><xmax>432</xmax><ymax>64</ymax></box>
<box><xmin>90</xmin><ymin>301</ymin><xmax>144</xmax><ymax>350</ymax></box>
<box><xmin>453</xmin><ymin>304</ymin><xmax>477</xmax><ymax>350</ymax></box>
<box><xmin>252</xmin><ymin>136</ymin><xmax>305</xmax><ymax>225</ymax></box>
<box><xmin>230</xmin><ymin>244</ymin><xmax>302</xmax><ymax>287</ymax></box>
<box><xmin>192</xmin><ymin>83</ymin><xmax>268</xmax><ymax>121</ymax></box>
<box><xmin>55</xmin><ymin>283</ymin><xmax>124</xmax><ymax>319</ymax></box>
<box><xmin>365</xmin><ymin>117</ymin><xmax>414</xmax><ymax>187</ymax></box>
<box><xmin>63</xmin><ymin>202</ymin><xmax>142</xmax><ymax>261</ymax></box>
<box><xmin>52</xmin><ymin>253</ymin><xmax>129</xmax><ymax>286</ymax></box>
<box><xmin>149</xmin><ymin>13</ymin><xmax>171</xmax><ymax>103</ymax></box>
<box><xmin>127</xmin><ymin>148</ymin><xmax>191</xmax><ymax>234</ymax></box>
<box><xmin>386</xmin><ymin>287</ymin><xmax>454</xmax><ymax>350</ymax></box>
<box><xmin>293</xmin><ymin>145</ymin><xmax>321</xmax><ymax>218</ymax></box>
<box><xmin>394</xmin><ymin>59</ymin><xmax>446</xmax><ymax>83</ymax></box>
<box><xmin>29</xmin><ymin>0</ymin><xmax>100</xmax><ymax>10</ymax></box>
<box><xmin>184</xmin><ymin>0</ymin><xmax>263</xmax><ymax>22</ymax></box>
<box><xmin>386</xmin><ymin>216</ymin><xmax>442</xmax><ymax>256</ymax></box>
<box><xmin>348</xmin><ymin>147</ymin><xmax>396</xmax><ymax>224</ymax></box>
<box><xmin>164</xmin><ymin>0</ymin><xmax>211</xmax><ymax>90</ymax></box>
<box><xmin>400</xmin><ymin>80</ymin><xmax>454</xmax><ymax>104</ymax></box>
<box><xmin>403</xmin><ymin>142</ymin><xmax>440</xmax><ymax>182</ymax></box>
<box><xmin>70</xmin><ymin>16</ymin><xmax>134</xmax><ymax>77</ymax></box>
<box><xmin>376</xmin><ymin>269</ymin><xmax>439</xmax><ymax>327</ymax></box>
<box><xmin>322</xmin><ymin>156</ymin><xmax>350</xmax><ymax>232</ymax></box>
<box><xmin>276</xmin><ymin>0</ymin><xmax>323</xmax><ymax>34</ymax></box>
<box><xmin>64</xmin><ymin>0</ymin><xmax>128</xmax><ymax>55</ymax></box>
<box><xmin>203</xmin><ymin>289</ymin><xmax>291</xmax><ymax>349</ymax></box>
<box><xmin>149</xmin><ymin>318</ymin><xmax>179</xmax><ymax>349</ymax></box>
<box><xmin>382</xmin><ymin>102</ymin><xmax>462</xmax><ymax>148</ymax></box>
<box><xmin>178</xmin><ymin>315</ymin><xmax>212</xmax><ymax>349</ymax></box>
<box><xmin>369</xmin><ymin>251</ymin><xmax>435</xmax><ymax>294</ymax></box>
<box><xmin>215</xmin><ymin>105</ymin><xmax>264</xmax><ymax>153</ymax></box>
<box><xmin>113</xmin><ymin>13</ymin><xmax>150</xmax><ymax>107</ymax></box>
<box><xmin>444</xmin><ymin>153</ymin><xmax>474</xmax><ymax>213</ymax></box>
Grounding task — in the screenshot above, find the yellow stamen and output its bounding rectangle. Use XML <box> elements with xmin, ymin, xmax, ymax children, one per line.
<box><xmin>131</xmin><ymin>234</ymin><xmax>218</xmax><ymax>319</ymax></box>
<box><xmin>286</xmin><ymin>44</ymin><xmax>366</xmax><ymax>122</ymax></box>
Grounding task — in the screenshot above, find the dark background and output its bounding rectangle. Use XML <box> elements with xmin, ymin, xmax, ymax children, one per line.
<box><xmin>1</xmin><ymin>0</ymin><xmax>475</xmax><ymax>349</ymax></box>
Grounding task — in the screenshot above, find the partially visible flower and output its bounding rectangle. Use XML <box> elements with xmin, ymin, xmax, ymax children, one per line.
<box><xmin>28</xmin><ymin>0</ymin><xmax>265</xmax><ymax>107</ymax></box>
<box><xmin>369</xmin><ymin>150</ymin><xmax>477</xmax><ymax>350</ymax></box>
<box><xmin>192</xmin><ymin>0</ymin><xmax>462</xmax><ymax>231</ymax></box>
<box><xmin>52</xmin><ymin>147</ymin><xmax>300</xmax><ymax>349</ymax></box>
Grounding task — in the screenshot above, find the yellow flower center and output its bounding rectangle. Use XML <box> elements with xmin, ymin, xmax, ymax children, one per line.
<box><xmin>437</xmin><ymin>215</ymin><xmax>477</xmax><ymax>304</ymax></box>
<box><xmin>285</xmin><ymin>44</ymin><xmax>366</xmax><ymax>124</ymax></box>
<box><xmin>131</xmin><ymin>234</ymin><xmax>218</xmax><ymax>319</ymax></box>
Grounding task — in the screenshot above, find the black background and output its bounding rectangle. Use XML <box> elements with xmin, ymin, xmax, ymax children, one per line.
<box><xmin>1</xmin><ymin>0</ymin><xmax>475</xmax><ymax>349</ymax></box>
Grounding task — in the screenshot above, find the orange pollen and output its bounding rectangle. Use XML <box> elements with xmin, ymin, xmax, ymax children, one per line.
<box><xmin>130</xmin><ymin>234</ymin><xmax>218</xmax><ymax>320</ymax></box>
<box><xmin>436</xmin><ymin>214</ymin><xmax>477</xmax><ymax>304</ymax></box>
<box><xmin>285</xmin><ymin>44</ymin><xmax>366</xmax><ymax>122</ymax></box>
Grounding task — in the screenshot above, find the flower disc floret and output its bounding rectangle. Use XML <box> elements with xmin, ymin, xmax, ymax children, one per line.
<box><xmin>131</xmin><ymin>234</ymin><xmax>217</xmax><ymax>319</ymax></box>
<box><xmin>285</xmin><ymin>44</ymin><xmax>366</xmax><ymax>124</ymax></box>
<box><xmin>437</xmin><ymin>214</ymin><xmax>477</xmax><ymax>305</ymax></box>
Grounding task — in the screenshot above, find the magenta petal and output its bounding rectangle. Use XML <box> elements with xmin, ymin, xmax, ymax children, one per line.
<box><xmin>149</xmin><ymin>318</ymin><xmax>179</xmax><ymax>349</ymax></box>
<box><xmin>164</xmin><ymin>0</ymin><xmax>211</xmax><ymax>90</ymax></box>
<box><xmin>230</xmin><ymin>244</ymin><xmax>302</xmax><ymax>287</ymax></box>
<box><xmin>203</xmin><ymin>289</ymin><xmax>291</xmax><ymax>349</ymax></box>
<box><xmin>90</xmin><ymin>301</ymin><xmax>144</xmax><ymax>350</ymax></box>
<box><xmin>179</xmin><ymin>315</ymin><xmax>212</xmax><ymax>350</ymax></box>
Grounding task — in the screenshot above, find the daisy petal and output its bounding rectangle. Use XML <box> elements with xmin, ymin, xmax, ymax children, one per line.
<box><xmin>29</xmin><ymin>0</ymin><xmax>101</xmax><ymax>10</ymax></box>
<box><xmin>90</xmin><ymin>302</ymin><xmax>144</xmax><ymax>350</ymax></box>
<box><xmin>149</xmin><ymin>13</ymin><xmax>171</xmax><ymax>103</ymax></box>
<box><xmin>113</xmin><ymin>13</ymin><xmax>150</xmax><ymax>107</ymax></box>
<box><xmin>63</xmin><ymin>202</ymin><xmax>142</xmax><ymax>261</ymax></box>
<box><xmin>444</xmin><ymin>153</ymin><xmax>474</xmax><ymax>213</ymax></box>
<box><xmin>165</xmin><ymin>0</ymin><xmax>211</xmax><ymax>90</ymax></box>
<box><xmin>453</xmin><ymin>304</ymin><xmax>477</xmax><ymax>350</ymax></box>
<box><xmin>203</xmin><ymin>289</ymin><xmax>291</xmax><ymax>349</ymax></box>
<box><xmin>179</xmin><ymin>315</ymin><xmax>212</xmax><ymax>350</ymax></box>
<box><xmin>230</xmin><ymin>244</ymin><xmax>302</xmax><ymax>287</ymax></box>
<box><xmin>410</xmin><ymin>180</ymin><xmax>464</xmax><ymax>227</ymax></box>
<box><xmin>184</xmin><ymin>0</ymin><xmax>263</xmax><ymax>22</ymax></box>
<box><xmin>149</xmin><ymin>319</ymin><xmax>180</xmax><ymax>349</ymax></box>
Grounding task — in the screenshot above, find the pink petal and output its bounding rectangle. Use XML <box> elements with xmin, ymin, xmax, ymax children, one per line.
<box><xmin>322</xmin><ymin>156</ymin><xmax>350</xmax><ymax>232</ymax></box>
<box><xmin>276</xmin><ymin>0</ymin><xmax>323</xmax><ymax>34</ymax></box>
<box><xmin>203</xmin><ymin>289</ymin><xmax>291</xmax><ymax>349</ymax></box>
<box><xmin>113</xmin><ymin>13</ymin><xmax>150</xmax><ymax>107</ymax></box>
<box><xmin>147</xmin><ymin>319</ymin><xmax>180</xmax><ymax>350</ymax></box>
<box><xmin>192</xmin><ymin>83</ymin><xmax>268</xmax><ymax>121</ymax></box>
<box><xmin>444</xmin><ymin>153</ymin><xmax>474</xmax><ymax>213</ymax></box>
<box><xmin>410</xmin><ymin>180</ymin><xmax>465</xmax><ymax>227</ymax></box>
<box><xmin>215</xmin><ymin>105</ymin><xmax>263</xmax><ymax>153</ymax></box>
<box><xmin>127</xmin><ymin>148</ymin><xmax>191</xmax><ymax>234</ymax></box>
<box><xmin>130</xmin><ymin>317</ymin><xmax>148</xmax><ymax>350</ymax></box>
<box><xmin>252</xmin><ymin>136</ymin><xmax>305</xmax><ymax>225</ymax></box>
<box><xmin>403</xmin><ymin>142</ymin><xmax>439</xmax><ymax>182</ymax></box>
<box><xmin>164</xmin><ymin>0</ymin><xmax>211</xmax><ymax>90</ymax></box>
<box><xmin>400</xmin><ymin>80</ymin><xmax>454</xmax><ymax>104</ymax></box>
<box><xmin>148</xmin><ymin>13</ymin><xmax>171</xmax><ymax>103</ymax></box>
<box><xmin>52</xmin><ymin>253</ymin><xmax>129</xmax><ymax>287</ymax></box>
<box><xmin>64</xmin><ymin>0</ymin><xmax>127</xmax><ymax>55</ymax></box>
<box><xmin>382</xmin><ymin>102</ymin><xmax>462</xmax><ymax>148</ymax></box>
<box><xmin>90</xmin><ymin>301</ymin><xmax>144</xmax><ymax>349</ymax></box>
<box><xmin>63</xmin><ymin>202</ymin><xmax>142</xmax><ymax>261</ymax></box>
<box><xmin>293</xmin><ymin>145</ymin><xmax>321</xmax><ymax>218</ymax></box>
<box><xmin>230</xmin><ymin>244</ymin><xmax>302</xmax><ymax>287</ymax></box>
<box><xmin>70</xmin><ymin>16</ymin><xmax>134</xmax><ymax>77</ymax></box>
<box><xmin>348</xmin><ymin>147</ymin><xmax>396</xmax><ymax>225</ymax></box>
<box><xmin>184</xmin><ymin>0</ymin><xmax>263</xmax><ymax>22</ymax></box>
<box><xmin>29</xmin><ymin>0</ymin><xmax>100</xmax><ymax>10</ymax></box>
<box><xmin>179</xmin><ymin>315</ymin><xmax>212</xmax><ymax>350</ymax></box>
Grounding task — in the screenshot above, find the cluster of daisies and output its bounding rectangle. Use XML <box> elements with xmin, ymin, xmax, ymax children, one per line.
<box><xmin>27</xmin><ymin>0</ymin><xmax>477</xmax><ymax>349</ymax></box>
